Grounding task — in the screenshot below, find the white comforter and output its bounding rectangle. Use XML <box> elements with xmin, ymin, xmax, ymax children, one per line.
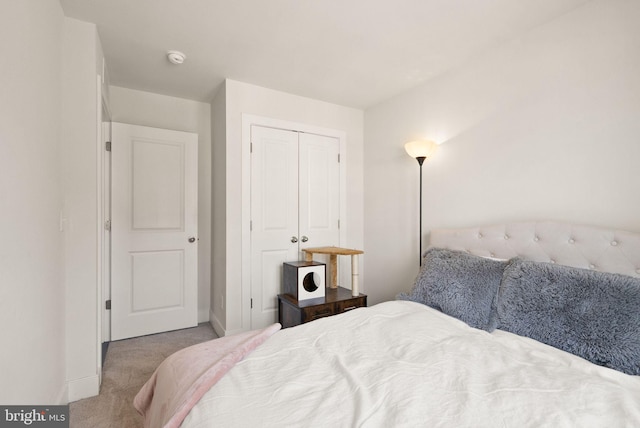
<box><xmin>183</xmin><ymin>301</ymin><xmax>640</xmax><ymax>427</ymax></box>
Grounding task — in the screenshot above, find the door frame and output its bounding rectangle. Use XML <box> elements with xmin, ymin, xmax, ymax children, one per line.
<box><xmin>100</xmin><ymin>100</ymin><xmax>111</xmax><ymax>345</ymax></box>
<box><xmin>241</xmin><ymin>114</ymin><xmax>347</xmax><ymax>332</ymax></box>
<box><xmin>96</xmin><ymin>75</ymin><xmax>111</xmax><ymax>385</ymax></box>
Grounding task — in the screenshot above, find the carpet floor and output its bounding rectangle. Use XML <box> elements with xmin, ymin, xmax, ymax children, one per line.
<box><xmin>70</xmin><ymin>323</ymin><xmax>218</xmax><ymax>428</ymax></box>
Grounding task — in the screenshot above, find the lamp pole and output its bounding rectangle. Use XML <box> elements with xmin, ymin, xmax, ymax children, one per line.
<box><xmin>404</xmin><ymin>140</ymin><xmax>436</xmax><ymax>267</ymax></box>
<box><xmin>416</xmin><ymin>156</ymin><xmax>426</xmax><ymax>266</ymax></box>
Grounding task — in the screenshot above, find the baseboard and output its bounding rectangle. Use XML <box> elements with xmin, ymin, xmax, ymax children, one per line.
<box><xmin>209</xmin><ymin>309</ymin><xmax>247</xmax><ymax>337</ymax></box>
<box><xmin>67</xmin><ymin>374</ymin><xmax>99</xmax><ymax>402</ymax></box>
<box><xmin>55</xmin><ymin>383</ymin><xmax>68</xmax><ymax>405</ymax></box>
<box><xmin>209</xmin><ymin>309</ymin><xmax>225</xmax><ymax>337</ymax></box>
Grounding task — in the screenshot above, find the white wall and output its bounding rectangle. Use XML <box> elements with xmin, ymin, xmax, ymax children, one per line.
<box><xmin>0</xmin><ymin>1</ymin><xmax>66</xmax><ymax>404</ymax></box>
<box><xmin>364</xmin><ymin>0</ymin><xmax>640</xmax><ymax>304</ymax></box>
<box><xmin>211</xmin><ymin>84</ymin><xmax>227</xmax><ymax>330</ymax></box>
<box><xmin>212</xmin><ymin>79</ymin><xmax>364</xmax><ymax>334</ymax></box>
<box><xmin>109</xmin><ymin>86</ymin><xmax>212</xmax><ymax>322</ymax></box>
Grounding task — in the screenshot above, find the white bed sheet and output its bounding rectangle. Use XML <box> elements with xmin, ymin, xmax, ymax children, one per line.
<box><xmin>183</xmin><ymin>301</ymin><xmax>640</xmax><ymax>427</ymax></box>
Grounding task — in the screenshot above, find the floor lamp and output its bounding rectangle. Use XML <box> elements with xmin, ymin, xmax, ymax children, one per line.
<box><xmin>404</xmin><ymin>140</ymin><xmax>437</xmax><ymax>266</ymax></box>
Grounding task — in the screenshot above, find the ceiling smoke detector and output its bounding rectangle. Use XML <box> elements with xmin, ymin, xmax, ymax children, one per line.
<box><xmin>167</xmin><ymin>50</ymin><xmax>186</xmax><ymax>65</ymax></box>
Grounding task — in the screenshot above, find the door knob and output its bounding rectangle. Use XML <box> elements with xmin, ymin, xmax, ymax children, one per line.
<box><xmin>291</xmin><ymin>236</ymin><xmax>298</xmax><ymax>243</ymax></box>
<box><xmin>301</xmin><ymin>236</ymin><xmax>309</xmax><ymax>242</ymax></box>
<box><xmin>188</xmin><ymin>237</ymin><xmax>196</xmax><ymax>243</ymax></box>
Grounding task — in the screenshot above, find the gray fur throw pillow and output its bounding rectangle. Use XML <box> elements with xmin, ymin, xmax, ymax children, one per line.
<box><xmin>398</xmin><ymin>248</ymin><xmax>506</xmax><ymax>332</ymax></box>
<box><xmin>498</xmin><ymin>259</ymin><xmax>640</xmax><ymax>376</ymax></box>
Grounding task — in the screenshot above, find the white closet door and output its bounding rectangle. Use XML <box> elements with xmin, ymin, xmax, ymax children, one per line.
<box><xmin>250</xmin><ymin>126</ymin><xmax>299</xmax><ymax>329</ymax></box>
<box><xmin>298</xmin><ymin>133</ymin><xmax>340</xmax><ymax>249</ymax></box>
<box><xmin>111</xmin><ymin>123</ymin><xmax>198</xmax><ymax>340</ymax></box>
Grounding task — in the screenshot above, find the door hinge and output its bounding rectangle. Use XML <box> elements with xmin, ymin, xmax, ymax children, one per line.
<box><xmin>105</xmin><ymin>220</ymin><xmax>111</xmax><ymax>231</ymax></box>
<box><xmin>105</xmin><ymin>300</ymin><xmax>111</xmax><ymax>310</ymax></box>
<box><xmin>250</xmin><ymin>220</ymin><xmax>252</xmax><ymax>231</ymax></box>
<box><xmin>338</xmin><ymin>219</ymin><xmax>340</xmax><ymax>229</ymax></box>
<box><xmin>250</xmin><ymin>298</ymin><xmax>253</xmax><ymax>309</ymax></box>
<box><xmin>105</xmin><ymin>141</ymin><xmax>111</xmax><ymax>152</ymax></box>
<box><xmin>250</xmin><ymin>142</ymin><xmax>253</xmax><ymax>153</ymax></box>
<box><xmin>338</xmin><ymin>153</ymin><xmax>340</xmax><ymax>163</ymax></box>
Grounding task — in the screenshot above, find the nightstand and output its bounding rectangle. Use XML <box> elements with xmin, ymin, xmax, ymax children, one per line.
<box><xmin>278</xmin><ymin>286</ymin><xmax>367</xmax><ymax>328</ymax></box>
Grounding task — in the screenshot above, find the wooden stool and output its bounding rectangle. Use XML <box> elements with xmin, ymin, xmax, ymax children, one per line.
<box><xmin>302</xmin><ymin>246</ymin><xmax>364</xmax><ymax>296</ymax></box>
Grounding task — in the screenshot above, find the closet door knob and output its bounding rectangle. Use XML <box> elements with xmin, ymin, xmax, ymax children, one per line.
<box><xmin>301</xmin><ymin>236</ymin><xmax>309</xmax><ymax>242</ymax></box>
<box><xmin>188</xmin><ymin>237</ymin><xmax>196</xmax><ymax>243</ymax></box>
<box><xmin>291</xmin><ymin>236</ymin><xmax>298</xmax><ymax>243</ymax></box>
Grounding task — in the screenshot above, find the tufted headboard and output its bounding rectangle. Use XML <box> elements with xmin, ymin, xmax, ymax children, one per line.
<box><xmin>429</xmin><ymin>221</ymin><xmax>640</xmax><ymax>278</ymax></box>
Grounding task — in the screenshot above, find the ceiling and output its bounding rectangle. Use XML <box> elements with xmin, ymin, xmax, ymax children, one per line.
<box><xmin>59</xmin><ymin>0</ymin><xmax>589</xmax><ymax>109</ymax></box>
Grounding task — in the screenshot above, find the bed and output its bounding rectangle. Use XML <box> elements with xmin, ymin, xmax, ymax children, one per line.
<box><xmin>136</xmin><ymin>221</ymin><xmax>640</xmax><ymax>427</ymax></box>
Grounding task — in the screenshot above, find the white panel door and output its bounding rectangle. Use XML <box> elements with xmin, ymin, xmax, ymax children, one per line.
<box><xmin>250</xmin><ymin>126</ymin><xmax>341</xmax><ymax>329</ymax></box>
<box><xmin>299</xmin><ymin>133</ymin><xmax>340</xmax><ymax>248</ymax></box>
<box><xmin>250</xmin><ymin>126</ymin><xmax>299</xmax><ymax>329</ymax></box>
<box><xmin>111</xmin><ymin>123</ymin><xmax>198</xmax><ymax>340</ymax></box>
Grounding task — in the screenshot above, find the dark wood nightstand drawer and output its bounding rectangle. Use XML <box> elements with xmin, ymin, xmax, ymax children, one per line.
<box><xmin>302</xmin><ymin>304</ymin><xmax>335</xmax><ymax>322</ymax></box>
<box><xmin>336</xmin><ymin>297</ymin><xmax>366</xmax><ymax>314</ymax></box>
<box><xmin>278</xmin><ymin>287</ymin><xmax>367</xmax><ymax>328</ymax></box>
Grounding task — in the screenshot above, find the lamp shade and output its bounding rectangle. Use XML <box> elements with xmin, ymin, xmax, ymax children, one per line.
<box><xmin>404</xmin><ymin>140</ymin><xmax>437</xmax><ymax>159</ymax></box>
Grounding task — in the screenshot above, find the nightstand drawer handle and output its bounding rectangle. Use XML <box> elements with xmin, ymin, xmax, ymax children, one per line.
<box><xmin>343</xmin><ymin>306</ymin><xmax>357</xmax><ymax>311</ymax></box>
<box><xmin>312</xmin><ymin>309</ymin><xmax>332</xmax><ymax>319</ymax></box>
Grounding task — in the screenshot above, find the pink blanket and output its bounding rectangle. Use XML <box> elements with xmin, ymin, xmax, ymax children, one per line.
<box><xmin>133</xmin><ymin>323</ymin><xmax>282</xmax><ymax>428</ymax></box>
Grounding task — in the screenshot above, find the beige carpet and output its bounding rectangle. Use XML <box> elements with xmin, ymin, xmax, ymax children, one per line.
<box><xmin>70</xmin><ymin>323</ymin><xmax>218</xmax><ymax>428</ymax></box>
